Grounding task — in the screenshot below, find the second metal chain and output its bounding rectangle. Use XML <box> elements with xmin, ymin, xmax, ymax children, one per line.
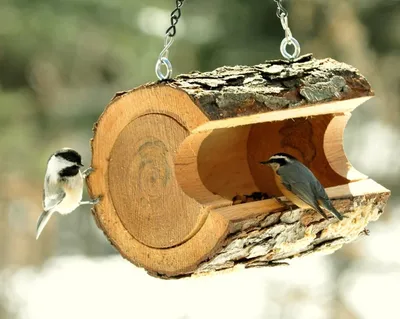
<box><xmin>155</xmin><ymin>0</ymin><xmax>186</xmax><ymax>80</ymax></box>
<box><xmin>273</xmin><ymin>0</ymin><xmax>301</xmax><ymax>60</ymax></box>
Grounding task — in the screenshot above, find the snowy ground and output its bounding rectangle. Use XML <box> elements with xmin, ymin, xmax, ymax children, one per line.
<box><xmin>3</xmin><ymin>238</ymin><xmax>400</xmax><ymax>319</ymax></box>
<box><xmin>3</xmin><ymin>255</ymin><xmax>334</xmax><ymax>319</ymax></box>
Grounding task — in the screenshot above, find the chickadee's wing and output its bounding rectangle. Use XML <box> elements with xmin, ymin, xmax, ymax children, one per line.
<box><xmin>44</xmin><ymin>192</ymin><xmax>66</xmax><ymax>211</ymax></box>
<box><xmin>37</xmin><ymin>174</ymin><xmax>67</xmax><ymax>240</ymax></box>
<box><xmin>43</xmin><ymin>176</ymin><xmax>66</xmax><ymax>212</ymax></box>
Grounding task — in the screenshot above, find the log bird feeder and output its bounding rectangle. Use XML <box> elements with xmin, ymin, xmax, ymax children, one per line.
<box><xmin>87</xmin><ymin>54</ymin><xmax>390</xmax><ymax>278</ymax></box>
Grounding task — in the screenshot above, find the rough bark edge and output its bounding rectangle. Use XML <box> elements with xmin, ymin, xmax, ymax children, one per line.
<box><xmin>171</xmin><ymin>53</ymin><xmax>374</xmax><ymax>120</ymax></box>
<box><xmin>148</xmin><ymin>192</ymin><xmax>389</xmax><ymax>279</ymax></box>
<box><xmin>192</xmin><ymin>192</ymin><xmax>389</xmax><ymax>277</ymax></box>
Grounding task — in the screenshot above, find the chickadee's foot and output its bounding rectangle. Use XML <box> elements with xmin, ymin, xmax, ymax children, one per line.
<box><xmin>80</xmin><ymin>197</ymin><xmax>100</xmax><ymax>205</ymax></box>
<box><xmin>82</xmin><ymin>167</ymin><xmax>94</xmax><ymax>178</ymax></box>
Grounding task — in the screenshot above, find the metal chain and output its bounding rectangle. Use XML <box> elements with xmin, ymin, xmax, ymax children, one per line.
<box><xmin>273</xmin><ymin>0</ymin><xmax>301</xmax><ymax>60</ymax></box>
<box><xmin>155</xmin><ymin>0</ymin><xmax>185</xmax><ymax>80</ymax></box>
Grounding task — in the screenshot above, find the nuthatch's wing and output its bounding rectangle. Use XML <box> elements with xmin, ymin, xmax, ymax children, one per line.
<box><xmin>279</xmin><ymin>162</ymin><xmax>343</xmax><ymax>220</ymax></box>
<box><xmin>281</xmin><ymin>179</ymin><xmax>329</xmax><ymax>219</ymax></box>
<box><xmin>279</xmin><ymin>163</ymin><xmax>330</xmax><ymax>219</ymax></box>
<box><xmin>313</xmin><ymin>181</ymin><xmax>344</xmax><ymax>220</ymax></box>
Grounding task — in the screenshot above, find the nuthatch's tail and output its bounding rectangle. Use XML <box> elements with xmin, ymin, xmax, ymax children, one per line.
<box><xmin>318</xmin><ymin>199</ymin><xmax>344</xmax><ymax>221</ymax></box>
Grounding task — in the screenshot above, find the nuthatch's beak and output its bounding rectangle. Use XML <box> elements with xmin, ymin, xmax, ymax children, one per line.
<box><xmin>260</xmin><ymin>161</ymin><xmax>270</xmax><ymax>165</ymax></box>
<box><xmin>36</xmin><ymin>210</ymin><xmax>55</xmax><ymax>240</ymax></box>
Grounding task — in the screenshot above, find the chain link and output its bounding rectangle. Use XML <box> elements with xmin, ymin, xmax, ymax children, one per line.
<box><xmin>273</xmin><ymin>0</ymin><xmax>301</xmax><ymax>60</ymax></box>
<box><xmin>155</xmin><ymin>0</ymin><xmax>186</xmax><ymax>80</ymax></box>
<box><xmin>274</xmin><ymin>0</ymin><xmax>288</xmax><ymax>18</ymax></box>
<box><xmin>166</xmin><ymin>0</ymin><xmax>185</xmax><ymax>37</ymax></box>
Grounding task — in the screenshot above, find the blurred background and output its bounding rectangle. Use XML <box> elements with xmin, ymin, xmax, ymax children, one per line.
<box><xmin>0</xmin><ymin>0</ymin><xmax>399</xmax><ymax>318</ymax></box>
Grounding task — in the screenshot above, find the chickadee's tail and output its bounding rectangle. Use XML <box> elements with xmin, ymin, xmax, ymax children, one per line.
<box><xmin>318</xmin><ymin>199</ymin><xmax>344</xmax><ymax>221</ymax></box>
<box><xmin>36</xmin><ymin>210</ymin><xmax>55</xmax><ymax>240</ymax></box>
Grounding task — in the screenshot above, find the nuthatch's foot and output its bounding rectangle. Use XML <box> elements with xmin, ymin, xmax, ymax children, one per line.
<box><xmin>274</xmin><ymin>197</ymin><xmax>293</xmax><ymax>212</ymax></box>
<box><xmin>82</xmin><ymin>167</ymin><xmax>94</xmax><ymax>178</ymax></box>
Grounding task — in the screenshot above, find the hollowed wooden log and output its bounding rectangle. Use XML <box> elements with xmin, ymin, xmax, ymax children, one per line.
<box><xmin>87</xmin><ymin>54</ymin><xmax>390</xmax><ymax>278</ymax></box>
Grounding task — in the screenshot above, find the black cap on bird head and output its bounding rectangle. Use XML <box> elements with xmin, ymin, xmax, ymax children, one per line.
<box><xmin>260</xmin><ymin>153</ymin><xmax>297</xmax><ymax>167</ymax></box>
<box><xmin>55</xmin><ymin>148</ymin><xmax>83</xmax><ymax>166</ymax></box>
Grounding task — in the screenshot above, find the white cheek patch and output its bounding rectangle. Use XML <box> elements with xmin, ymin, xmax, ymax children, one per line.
<box><xmin>46</xmin><ymin>156</ymin><xmax>79</xmax><ymax>184</ymax></box>
<box><xmin>47</xmin><ymin>156</ymin><xmax>75</xmax><ymax>173</ymax></box>
<box><xmin>269</xmin><ymin>155</ymin><xmax>292</xmax><ymax>163</ymax></box>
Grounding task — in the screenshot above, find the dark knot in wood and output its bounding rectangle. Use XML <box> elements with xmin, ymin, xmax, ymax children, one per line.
<box><xmin>136</xmin><ymin>139</ymin><xmax>171</xmax><ymax>196</ymax></box>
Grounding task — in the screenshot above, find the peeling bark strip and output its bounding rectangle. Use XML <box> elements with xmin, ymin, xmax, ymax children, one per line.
<box><xmin>88</xmin><ymin>54</ymin><xmax>387</xmax><ymax>279</ymax></box>
<box><xmin>170</xmin><ymin>54</ymin><xmax>373</xmax><ymax>120</ymax></box>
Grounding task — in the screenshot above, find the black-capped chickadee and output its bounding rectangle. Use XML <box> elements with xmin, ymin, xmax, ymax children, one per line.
<box><xmin>36</xmin><ymin>148</ymin><xmax>99</xmax><ymax>239</ymax></box>
<box><xmin>260</xmin><ymin>153</ymin><xmax>344</xmax><ymax>221</ymax></box>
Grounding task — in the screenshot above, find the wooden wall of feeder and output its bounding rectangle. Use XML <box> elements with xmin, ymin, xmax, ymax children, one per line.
<box><xmin>87</xmin><ymin>54</ymin><xmax>390</xmax><ymax>278</ymax></box>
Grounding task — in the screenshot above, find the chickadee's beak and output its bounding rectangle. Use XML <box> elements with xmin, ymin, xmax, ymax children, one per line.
<box><xmin>79</xmin><ymin>163</ymin><xmax>84</xmax><ymax>167</ymax></box>
<box><xmin>36</xmin><ymin>210</ymin><xmax>55</xmax><ymax>240</ymax></box>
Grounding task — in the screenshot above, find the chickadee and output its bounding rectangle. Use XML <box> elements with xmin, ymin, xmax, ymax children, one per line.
<box><xmin>260</xmin><ymin>153</ymin><xmax>344</xmax><ymax>221</ymax></box>
<box><xmin>36</xmin><ymin>148</ymin><xmax>99</xmax><ymax>240</ymax></box>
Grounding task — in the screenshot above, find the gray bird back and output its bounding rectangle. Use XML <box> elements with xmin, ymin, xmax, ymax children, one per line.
<box><xmin>278</xmin><ymin>161</ymin><xmax>328</xmax><ymax>205</ymax></box>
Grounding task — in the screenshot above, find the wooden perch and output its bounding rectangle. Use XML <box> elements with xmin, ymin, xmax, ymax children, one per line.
<box><xmin>87</xmin><ymin>54</ymin><xmax>390</xmax><ymax>279</ymax></box>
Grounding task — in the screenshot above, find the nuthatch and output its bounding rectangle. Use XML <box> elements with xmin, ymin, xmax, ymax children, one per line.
<box><xmin>260</xmin><ymin>153</ymin><xmax>344</xmax><ymax>220</ymax></box>
<box><xmin>36</xmin><ymin>148</ymin><xmax>99</xmax><ymax>240</ymax></box>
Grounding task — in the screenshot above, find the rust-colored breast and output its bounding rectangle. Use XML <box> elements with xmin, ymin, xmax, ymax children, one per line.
<box><xmin>274</xmin><ymin>172</ymin><xmax>311</xmax><ymax>209</ymax></box>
